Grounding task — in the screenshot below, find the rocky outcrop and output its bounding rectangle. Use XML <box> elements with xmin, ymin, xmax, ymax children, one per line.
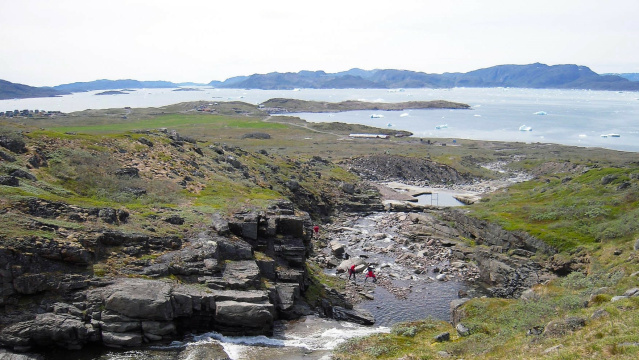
<box><xmin>472</xmin><ymin>248</ymin><xmax>553</xmax><ymax>298</ymax></box>
<box><xmin>342</xmin><ymin>155</ymin><xmax>471</xmax><ymax>185</ymax></box>
<box><xmin>440</xmin><ymin>209</ymin><xmax>556</xmax><ymax>255</ymax></box>
<box><xmin>0</xmin><ymin>134</ymin><xmax>27</xmax><ymax>154</ymax></box>
<box><xmin>0</xmin><ymin>201</ymin><xmax>319</xmax><ymax>353</ymax></box>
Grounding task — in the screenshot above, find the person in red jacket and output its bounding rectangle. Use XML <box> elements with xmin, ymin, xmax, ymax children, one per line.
<box><xmin>365</xmin><ymin>266</ymin><xmax>377</xmax><ymax>283</ymax></box>
<box><xmin>348</xmin><ymin>264</ymin><xmax>356</xmax><ymax>281</ymax></box>
<box><xmin>313</xmin><ymin>225</ymin><xmax>319</xmax><ymax>237</ymax></box>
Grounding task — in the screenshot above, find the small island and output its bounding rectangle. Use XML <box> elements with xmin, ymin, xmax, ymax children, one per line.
<box><xmin>95</xmin><ymin>90</ymin><xmax>129</xmax><ymax>96</ymax></box>
<box><xmin>260</xmin><ymin>98</ymin><xmax>470</xmax><ymax>113</ymax></box>
<box><xmin>172</xmin><ymin>87</ymin><xmax>203</xmax><ymax>92</ymax></box>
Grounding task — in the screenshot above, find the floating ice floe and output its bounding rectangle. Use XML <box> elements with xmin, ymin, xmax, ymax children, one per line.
<box><xmin>435</xmin><ymin>124</ymin><xmax>448</xmax><ymax>129</ymax></box>
<box><xmin>533</xmin><ymin>111</ymin><xmax>547</xmax><ymax>115</ymax></box>
<box><xmin>519</xmin><ymin>125</ymin><xmax>532</xmax><ymax>131</ymax></box>
<box><xmin>399</xmin><ymin>113</ymin><xmax>409</xmax><ymax>117</ymax></box>
<box><xmin>601</xmin><ymin>133</ymin><xmax>621</xmax><ymax>138</ymax></box>
<box><xmin>370</xmin><ymin>114</ymin><xmax>384</xmax><ymax>118</ymax></box>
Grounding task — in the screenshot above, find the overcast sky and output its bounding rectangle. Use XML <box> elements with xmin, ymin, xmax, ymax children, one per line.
<box><xmin>1</xmin><ymin>0</ymin><xmax>638</xmax><ymax>86</ymax></box>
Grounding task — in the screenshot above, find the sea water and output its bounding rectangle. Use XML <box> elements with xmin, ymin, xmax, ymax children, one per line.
<box><xmin>2</xmin><ymin>87</ymin><xmax>638</xmax><ymax>152</ymax></box>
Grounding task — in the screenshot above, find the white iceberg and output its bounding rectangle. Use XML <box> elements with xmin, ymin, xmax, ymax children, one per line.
<box><xmin>533</xmin><ymin>111</ymin><xmax>547</xmax><ymax>115</ymax></box>
<box><xmin>519</xmin><ymin>125</ymin><xmax>532</xmax><ymax>131</ymax></box>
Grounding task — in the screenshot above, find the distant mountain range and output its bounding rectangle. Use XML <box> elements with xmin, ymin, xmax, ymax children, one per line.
<box><xmin>210</xmin><ymin>63</ymin><xmax>639</xmax><ymax>91</ymax></box>
<box><xmin>2</xmin><ymin>63</ymin><xmax>639</xmax><ymax>100</ymax></box>
<box><xmin>52</xmin><ymin>79</ymin><xmax>181</xmax><ymax>92</ymax></box>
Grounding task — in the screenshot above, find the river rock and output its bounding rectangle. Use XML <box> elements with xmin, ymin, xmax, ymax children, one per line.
<box><xmin>337</xmin><ymin>258</ymin><xmax>366</xmax><ymax>273</ymax></box>
<box><xmin>330</xmin><ymin>240</ymin><xmax>345</xmax><ymax>257</ymax></box>
<box><xmin>434</xmin><ymin>332</ymin><xmax>450</xmax><ymax>342</ymax></box>
<box><xmin>101</xmin><ymin>331</ymin><xmax>143</xmax><ymax>348</ymax></box>
<box><xmin>331</xmin><ymin>306</ymin><xmax>375</xmax><ymax>325</ymax></box>
<box><xmin>178</xmin><ymin>342</ymin><xmax>230</xmax><ymax>360</ymax></box>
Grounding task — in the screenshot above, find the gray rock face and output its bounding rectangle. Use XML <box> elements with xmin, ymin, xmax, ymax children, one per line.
<box><xmin>473</xmin><ymin>248</ymin><xmax>550</xmax><ymax>298</ymax></box>
<box><xmin>450</xmin><ymin>298</ymin><xmax>469</xmax><ymax>326</ymax></box>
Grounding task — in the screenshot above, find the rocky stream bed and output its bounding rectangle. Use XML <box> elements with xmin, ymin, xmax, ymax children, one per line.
<box><xmin>0</xmin><ymin>155</ymin><xmax>569</xmax><ymax>360</ymax></box>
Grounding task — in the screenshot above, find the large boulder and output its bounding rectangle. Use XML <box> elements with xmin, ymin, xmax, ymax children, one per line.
<box><xmin>103</xmin><ymin>279</ymin><xmax>174</xmax><ymax>321</ymax></box>
<box><xmin>330</xmin><ymin>240</ymin><xmax>345</xmax><ymax>257</ymax></box>
<box><xmin>337</xmin><ymin>258</ymin><xmax>367</xmax><ymax>273</ymax></box>
<box><xmin>214</xmin><ymin>301</ymin><xmax>274</xmax><ymax>335</ymax></box>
